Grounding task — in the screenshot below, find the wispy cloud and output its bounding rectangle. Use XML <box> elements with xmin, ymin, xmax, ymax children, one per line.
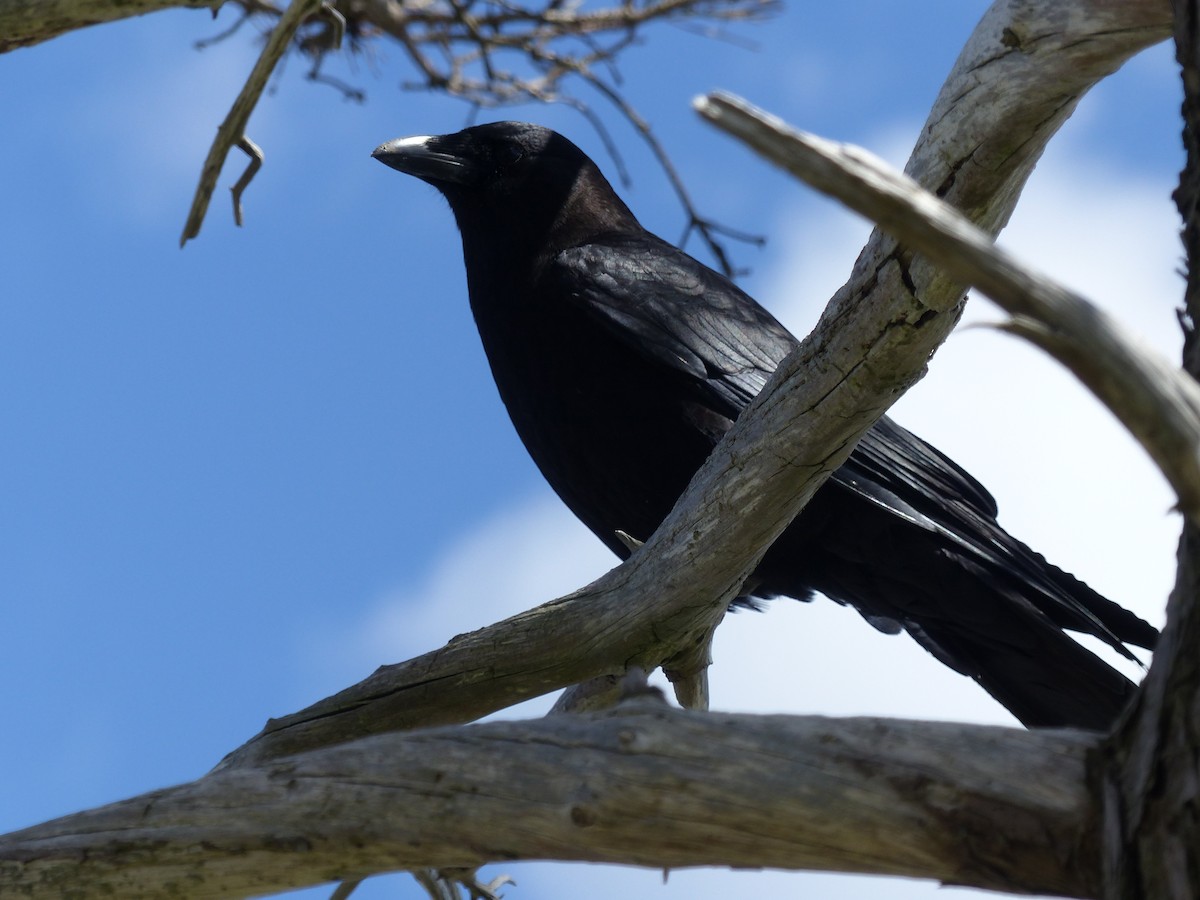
<box><xmin>318</xmin><ymin>492</ymin><xmax>615</xmax><ymax>698</ymax></box>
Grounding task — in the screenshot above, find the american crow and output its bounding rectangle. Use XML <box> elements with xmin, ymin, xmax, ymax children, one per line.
<box><xmin>373</xmin><ymin>121</ymin><xmax>1156</xmax><ymax>729</ymax></box>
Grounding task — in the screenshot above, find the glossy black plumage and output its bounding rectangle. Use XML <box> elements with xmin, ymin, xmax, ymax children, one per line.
<box><xmin>373</xmin><ymin>121</ymin><xmax>1157</xmax><ymax>729</ymax></box>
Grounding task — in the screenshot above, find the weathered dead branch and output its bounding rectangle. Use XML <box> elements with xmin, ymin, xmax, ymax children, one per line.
<box><xmin>694</xmin><ymin>91</ymin><xmax>1200</xmax><ymax>522</ymax></box>
<box><xmin>1098</xmin><ymin>3</ymin><xmax>1200</xmax><ymax>897</ymax></box>
<box><xmin>0</xmin><ymin>708</ymin><xmax>1101</xmax><ymax>899</ymax></box>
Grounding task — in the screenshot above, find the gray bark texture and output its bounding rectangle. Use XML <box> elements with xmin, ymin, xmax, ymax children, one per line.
<box><xmin>1097</xmin><ymin>2</ymin><xmax>1200</xmax><ymax>898</ymax></box>
<box><xmin>0</xmin><ymin>710</ymin><xmax>1100</xmax><ymax>899</ymax></box>
<box><xmin>0</xmin><ymin>0</ymin><xmax>214</xmax><ymax>51</ymax></box>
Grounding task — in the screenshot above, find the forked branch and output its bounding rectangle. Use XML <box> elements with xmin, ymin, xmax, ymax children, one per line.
<box><xmin>695</xmin><ymin>90</ymin><xmax>1200</xmax><ymax>522</ymax></box>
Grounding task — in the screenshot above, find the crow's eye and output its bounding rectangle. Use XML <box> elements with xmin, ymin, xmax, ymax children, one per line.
<box><xmin>495</xmin><ymin>144</ymin><xmax>524</xmax><ymax>167</ymax></box>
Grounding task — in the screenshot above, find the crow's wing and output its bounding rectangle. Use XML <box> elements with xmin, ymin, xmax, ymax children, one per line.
<box><xmin>551</xmin><ymin>233</ymin><xmax>1001</xmax><ymax>521</ymax></box>
<box><xmin>551</xmin><ymin>232</ymin><xmax>791</xmax><ymax>416</ymax></box>
<box><xmin>551</xmin><ymin>232</ymin><xmax>1154</xmax><ymax>654</ymax></box>
<box><xmin>841</xmin><ymin>419</ymin><xmax>1154</xmax><ymax>653</ymax></box>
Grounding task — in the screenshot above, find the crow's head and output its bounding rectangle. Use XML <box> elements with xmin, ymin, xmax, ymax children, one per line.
<box><xmin>372</xmin><ymin>122</ymin><xmax>637</xmax><ymax>252</ymax></box>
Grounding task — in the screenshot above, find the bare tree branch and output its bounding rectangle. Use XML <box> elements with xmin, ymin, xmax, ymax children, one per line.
<box><xmin>179</xmin><ymin>0</ymin><xmax>323</xmax><ymax>246</ymax></box>
<box><xmin>1098</xmin><ymin>4</ymin><xmax>1200</xmax><ymax>897</ymax></box>
<box><xmin>0</xmin><ymin>0</ymin><xmax>217</xmax><ymax>52</ymax></box>
<box><xmin>558</xmin><ymin>59</ymin><xmax>764</xmax><ymax>274</ymax></box>
<box><xmin>694</xmin><ymin>91</ymin><xmax>1200</xmax><ymax>523</ymax></box>
<box><xmin>348</xmin><ymin>0</ymin><xmax>775</xmax><ymax>272</ymax></box>
<box><xmin>1</xmin><ymin>0</ymin><xmax>773</xmax><ymax>265</ymax></box>
<box><xmin>213</xmin><ymin>0</ymin><xmax>1171</xmax><ymax>772</ymax></box>
<box><xmin>0</xmin><ymin>709</ymin><xmax>1102</xmax><ymax>899</ymax></box>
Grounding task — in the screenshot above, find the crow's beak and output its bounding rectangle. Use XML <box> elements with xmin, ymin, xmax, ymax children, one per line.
<box><xmin>372</xmin><ymin>135</ymin><xmax>476</xmax><ymax>186</ymax></box>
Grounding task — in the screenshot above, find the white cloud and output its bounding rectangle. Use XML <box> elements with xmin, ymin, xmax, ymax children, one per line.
<box><xmin>317</xmin><ymin>493</ymin><xmax>617</xmax><ymax>716</ymax></box>
<box><xmin>357</xmin><ymin>493</ymin><xmax>613</xmax><ymax>656</ymax></box>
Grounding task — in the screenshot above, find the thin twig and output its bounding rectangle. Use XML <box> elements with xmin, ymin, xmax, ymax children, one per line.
<box><xmin>670</xmin><ymin>18</ymin><xmax>761</xmax><ymax>50</ymax></box>
<box><xmin>186</xmin><ymin>0</ymin><xmax>772</xmax><ymax>260</ymax></box>
<box><xmin>574</xmin><ymin>65</ymin><xmax>755</xmax><ymax>276</ymax></box>
<box><xmin>180</xmin><ymin>0</ymin><xmax>323</xmax><ymax>246</ymax></box>
<box><xmin>194</xmin><ymin>8</ymin><xmax>253</xmax><ymax>49</ymax></box>
<box><xmin>557</xmin><ymin>96</ymin><xmax>631</xmax><ymax>186</ymax></box>
<box><xmin>231</xmin><ymin>136</ymin><xmax>263</xmax><ymax>227</ymax></box>
<box><xmin>444</xmin><ymin>0</ymin><xmax>497</xmax><ymax>83</ymax></box>
<box><xmin>306</xmin><ymin>51</ymin><xmax>368</xmax><ymax>101</ymax></box>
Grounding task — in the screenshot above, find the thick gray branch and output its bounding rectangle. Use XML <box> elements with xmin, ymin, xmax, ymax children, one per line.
<box><xmin>0</xmin><ymin>0</ymin><xmax>214</xmax><ymax>51</ymax></box>
<box><xmin>0</xmin><ymin>709</ymin><xmax>1102</xmax><ymax>899</ymax></box>
<box><xmin>1098</xmin><ymin>3</ymin><xmax>1200</xmax><ymax>898</ymax></box>
<box><xmin>217</xmin><ymin>0</ymin><xmax>1171</xmax><ymax>771</ymax></box>
<box><xmin>694</xmin><ymin>92</ymin><xmax>1200</xmax><ymax>523</ymax></box>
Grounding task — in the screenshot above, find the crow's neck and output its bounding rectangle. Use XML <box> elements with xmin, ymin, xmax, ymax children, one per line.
<box><xmin>455</xmin><ymin>175</ymin><xmax>640</xmax><ymax>289</ymax></box>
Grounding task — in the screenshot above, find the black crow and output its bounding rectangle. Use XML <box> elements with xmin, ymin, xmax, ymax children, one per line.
<box><xmin>372</xmin><ymin>121</ymin><xmax>1156</xmax><ymax>729</ymax></box>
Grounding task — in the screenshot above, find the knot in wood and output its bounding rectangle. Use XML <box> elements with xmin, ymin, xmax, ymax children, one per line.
<box><xmin>570</xmin><ymin>804</ymin><xmax>598</xmax><ymax>827</ymax></box>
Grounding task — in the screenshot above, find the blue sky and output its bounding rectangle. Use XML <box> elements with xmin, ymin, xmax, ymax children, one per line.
<box><xmin>0</xmin><ymin>1</ymin><xmax>1184</xmax><ymax>897</ymax></box>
